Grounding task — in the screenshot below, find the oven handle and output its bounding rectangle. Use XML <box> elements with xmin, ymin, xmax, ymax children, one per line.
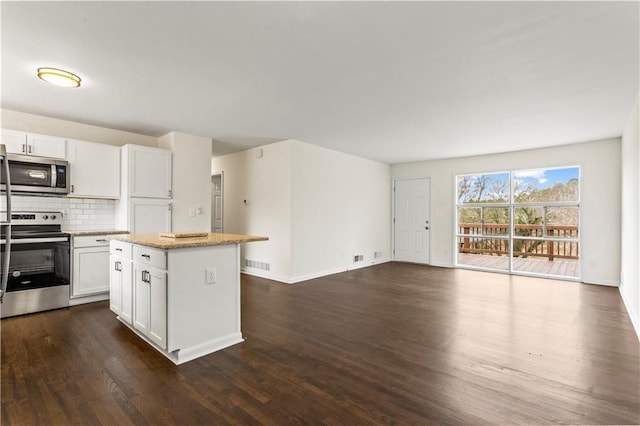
<box><xmin>7</xmin><ymin>237</ymin><xmax>69</xmax><ymax>244</ymax></box>
<box><xmin>0</xmin><ymin>226</ymin><xmax>10</xmax><ymax>304</ymax></box>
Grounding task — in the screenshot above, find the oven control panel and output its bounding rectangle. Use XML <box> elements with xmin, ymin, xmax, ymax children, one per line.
<box><xmin>3</xmin><ymin>211</ymin><xmax>63</xmax><ymax>225</ymax></box>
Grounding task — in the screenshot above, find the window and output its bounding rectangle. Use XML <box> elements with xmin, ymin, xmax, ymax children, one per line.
<box><xmin>456</xmin><ymin>167</ymin><xmax>580</xmax><ymax>279</ymax></box>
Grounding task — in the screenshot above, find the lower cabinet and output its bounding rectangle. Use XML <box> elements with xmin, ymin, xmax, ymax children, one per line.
<box><xmin>109</xmin><ymin>239</ymin><xmax>244</xmax><ymax>365</ymax></box>
<box><xmin>133</xmin><ymin>264</ymin><xmax>167</xmax><ymax>349</ymax></box>
<box><xmin>71</xmin><ymin>235</ymin><xmax>111</xmax><ymax>304</ymax></box>
<box><xmin>109</xmin><ymin>254</ymin><xmax>132</xmax><ymax>325</ymax></box>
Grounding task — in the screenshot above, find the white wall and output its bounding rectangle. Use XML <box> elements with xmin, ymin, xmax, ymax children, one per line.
<box><xmin>212</xmin><ymin>140</ymin><xmax>293</xmax><ymax>282</ymax></box>
<box><xmin>620</xmin><ymin>93</ymin><xmax>640</xmax><ymax>338</ymax></box>
<box><xmin>212</xmin><ymin>139</ymin><xmax>391</xmax><ymax>284</ymax></box>
<box><xmin>1</xmin><ymin>109</ymin><xmax>158</xmax><ymax>147</ymax></box>
<box><xmin>391</xmin><ymin>138</ymin><xmax>622</xmax><ymax>285</ymax></box>
<box><xmin>290</xmin><ymin>141</ymin><xmax>391</xmax><ymax>281</ymax></box>
<box><xmin>158</xmin><ymin>131</ymin><xmax>212</xmax><ymax>232</ymax></box>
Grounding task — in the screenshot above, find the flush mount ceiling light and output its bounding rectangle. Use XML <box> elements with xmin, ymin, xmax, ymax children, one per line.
<box><xmin>37</xmin><ymin>67</ymin><xmax>81</xmax><ymax>88</ymax></box>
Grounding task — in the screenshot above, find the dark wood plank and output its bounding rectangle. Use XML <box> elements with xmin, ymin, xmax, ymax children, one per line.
<box><xmin>2</xmin><ymin>263</ymin><xmax>638</xmax><ymax>424</ymax></box>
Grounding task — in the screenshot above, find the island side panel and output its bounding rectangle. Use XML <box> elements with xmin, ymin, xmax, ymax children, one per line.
<box><xmin>166</xmin><ymin>244</ymin><xmax>241</xmax><ymax>353</ymax></box>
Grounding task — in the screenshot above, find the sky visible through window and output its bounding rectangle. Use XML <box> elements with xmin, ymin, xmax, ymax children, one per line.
<box><xmin>514</xmin><ymin>167</ymin><xmax>579</xmax><ymax>191</ymax></box>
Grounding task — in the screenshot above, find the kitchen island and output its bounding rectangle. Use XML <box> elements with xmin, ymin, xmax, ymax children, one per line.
<box><xmin>108</xmin><ymin>232</ymin><xmax>267</xmax><ymax>364</ymax></box>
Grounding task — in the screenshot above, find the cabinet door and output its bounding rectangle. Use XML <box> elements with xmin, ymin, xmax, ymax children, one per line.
<box><xmin>109</xmin><ymin>255</ymin><xmax>123</xmax><ymax>315</ymax></box>
<box><xmin>110</xmin><ymin>255</ymin><xmax>133</xmax><ymax>325</ymax></box>
<box><xmin>67</xmin><ymin>139</ymin><xmax>120</xmax><ymax>198</ymax></box>
<box><xmin>1</xmin><ymin>129</ymin><xmax>28</xmax><ymax>155</ymax></box>
<box><xmin>129</xmin><ymin>146</ymin><xmax>172</xmax><ymax>199</ymax></box>
<box><xmin>130</xmin><ymin>199</ymin><xmax>172</xmax><ymax>234</ymax></box>
<box><xmin>73</xmin><ymin>246</ymin><xmax>110</xmax><ymax>297</ymax></box>
<box><xmin>133</xmin><ymin>264</ymin><xmax>150</xmax><ymax>335</ymax></box>
<box><xmin>133</xmin><ymin>263</ymin><xmax>167</xmax><ymax>350</ymax></box>
<box><xmin>27</xmin><ymin>133</ymin><xmax>66</xmax><ymax>159</ymax></box>
<box><xmin>147</xmin><ymin>266</ymin><xmax>167</xmax><ymax>349</ymax></box>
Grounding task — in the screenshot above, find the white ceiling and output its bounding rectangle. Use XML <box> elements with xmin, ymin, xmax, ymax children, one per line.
<box><xmin>1</xmin><ymin>2</ymin><xmax>638</xmax><ymax>164</ymax></box>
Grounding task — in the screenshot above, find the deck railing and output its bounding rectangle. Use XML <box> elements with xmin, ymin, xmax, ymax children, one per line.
<box><xmin>458</xmin><ymin>224</ymin><xmax>579</xmax><ymax>260</ymax></box>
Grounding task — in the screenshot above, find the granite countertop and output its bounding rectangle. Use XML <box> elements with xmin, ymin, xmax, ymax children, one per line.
<box><xmin>109</xmin><ymin>233</ymin><xmax>268</xmax><ymax>249</ymax></box>
<box><xmin>66</xmin><ymin>230</ymin><xmax>130</xmax><ymax>236</ymax></box>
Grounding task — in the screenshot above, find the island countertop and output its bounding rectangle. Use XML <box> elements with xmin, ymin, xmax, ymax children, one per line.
<box><xmin>109</xmin><ymin>232</ymin><xmax>268</xmax><ymax>249</ymax></box>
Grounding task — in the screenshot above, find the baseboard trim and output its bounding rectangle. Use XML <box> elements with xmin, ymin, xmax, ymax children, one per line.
<box><xmin>619</xmin><ymin>286</ymin><xmax>640</xmax><ymax>341</ymax></box>
<box><xmin>581</xmin><ymin>279</ymin><xmax>620</xmax><ymax>287</ymax></box>
<box><xmin>241</xmin><ymin>269</ymin><xmax>294</xmax><ymax>284</ymax></box>
<box><xmin>172</xmin><ymin>333</ymin><xmax>245</xmax><ymax>365</ymax></box>
<box><xmin>242</xmin><ymin>259</ymin><xmax>392</xmax><ymax>285</ymax></box>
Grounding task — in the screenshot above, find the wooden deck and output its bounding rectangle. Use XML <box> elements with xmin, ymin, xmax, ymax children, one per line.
<box><xmin>458</xmin><ymin>253</ymin><xmax>579</xmax><ymax>278</ymax></box>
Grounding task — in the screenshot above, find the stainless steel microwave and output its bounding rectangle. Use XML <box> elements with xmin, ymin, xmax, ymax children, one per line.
<box><xmin>0</xmin><ymin>153</ymin><xmax>69</xmax><ymax>195</ymax></box>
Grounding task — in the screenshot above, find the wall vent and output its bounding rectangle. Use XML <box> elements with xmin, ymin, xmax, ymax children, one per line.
<box><xmin>353</xmin><ymin>254</ymin><xmax>364</xmax><ymax>263</ymax></box>
<box><xmin>244</xmin><ymin>259</ymin><xmax>270</xmax><ymax>272</ymax></box>
<box><xmin>374</xmin><ymin>251</ymin><xmax>383</xmax><ymax>259</ymax></box>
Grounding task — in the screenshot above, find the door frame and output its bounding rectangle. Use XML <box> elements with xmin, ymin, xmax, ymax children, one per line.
<box><xmin>392</xmin><ymin>177</ymin><xmax>431</xmax><ymax>265</ymax></box>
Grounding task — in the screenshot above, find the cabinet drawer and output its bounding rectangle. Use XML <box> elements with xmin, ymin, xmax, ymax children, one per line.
<box><xmin>133</xmin><ymin>245</ymin><xmax>166</xmax><ymax>270</ymax></box>
<box><xmin>110</xmin><ymin>240</ymin><xmax>132</xmax><ymax>258</ymax></box>
<box><xmin>74</xmin><ymin>235</ymin><xmax>111</xmax><ymax>248</ymax></box>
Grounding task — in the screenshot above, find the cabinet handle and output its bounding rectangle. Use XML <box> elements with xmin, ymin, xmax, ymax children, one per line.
<box><xmin>22</xmin><ymin>144</ymin><xmax>26</xmax><ymax>153</ymax></box>
<box><xmin>141</xmin><ymin>254</ymin><xmax>151</xmax><ymax>260</ymax></box>
<box><xmin>115</xmin><ymin>248</ymin><xmax>123</xmax><ymax>252</ymax></box>
<box><xmin>28</xmin><ymin>145</ymin><xmax>32</xmax><ymax>154</ymax></box>
<box><xmin>142</xmin><ymin>270</ymin><xmax>150</xmax><ymax>283</ymax></box>
<box><xmin>115</xmin><ymin>261</ymin><xmax>122</xmax><ymax>271</ymax></box>
<box><xmin>71</xmin><ymin>184</ymin><xmax>75</xmax><ymax>193</ymax></box>
<box><xmin>95</xmin><ymin>239</ymin><xmax>107</xmax><ymax>242</ymax></box>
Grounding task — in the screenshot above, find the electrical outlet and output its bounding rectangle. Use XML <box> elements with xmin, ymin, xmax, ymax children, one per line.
<box><xmin>189</xmin><ymin>208</ymin><xmax>196</xmax><ymax>217</ymax></box>
<box><xmin>205</xmin><ymin>268</ymin><xmax>216</xmax><ymax>284</ymax></box>
<box><xmin>196</xmin><ymin>205</ymin><xmax>203</xmax><ymax>215</ymax></box>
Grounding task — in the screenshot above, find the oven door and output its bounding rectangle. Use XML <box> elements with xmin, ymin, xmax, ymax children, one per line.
<box><xmin>4</xmin><ymin>237</ymin><xmax>70</xmax><ymax>291</ymax></box>
<box><xmin>0</xmin><ymin>236</ymin><xmax>70</xmax><ymax>318</ymax></box>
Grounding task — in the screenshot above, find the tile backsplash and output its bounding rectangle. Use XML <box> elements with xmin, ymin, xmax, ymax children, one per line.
<box><xmin>1</xmin><ymin>195</ymin><xmax>116</xmax><ymax>231</ymax></box>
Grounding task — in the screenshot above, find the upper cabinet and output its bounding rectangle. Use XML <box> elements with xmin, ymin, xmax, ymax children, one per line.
<box><xmin>122</xmin><ymin>144</ymin><xmax>172</xmax><ymax>199</ymax></box>
<box><xmin>1</xmin><ymin>129</ymin><xmax>66</xmax><ymax>159</ymax></box>
<box><xmin>67</xmin><ymin>139</ymin><xmax>120</xmax><ymax>199</ymax></box>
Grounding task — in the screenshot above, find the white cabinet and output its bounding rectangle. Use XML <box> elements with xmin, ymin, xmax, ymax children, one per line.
<box><xmin>67</xmin><ymin>139</ymin><xmax>120</xmax><ymax>198</ymax></box>
<box><xmin>116</xmin><ymin>144</ymin><xmax>173</xmax><ymax>233</ymax></box>
<box><xmin>1</xmin><ymin>129</ymin><xmax>66</xmax><ymax>159</ymax></box>
<box><xmin>110</xmin><ymin>256</ymin><xmax>133</xmax><ymax>325</ymax></box>
<box><xmin>113</xmin><ymin>240</ymin><xmax>168</xmax><ymax>350</ymax></box>
<box><xmin>1</xmin><ymin>129</ymin><xmax>27</xmax><ymax>154</ymax></box>
<box><xmin>128</xmin><ymin>199</ymin><xmax>172</xmax><ymax>234</ymax></box>
<box><xmin>108</xmin><ymin>239</ymin><xmax>250</xmax><ymax>364</ymax></box>
<box><xmin>123</xmin><ymin>145</ymin><xmax>172</xmax><ymax>199</ymax></box>
<box><xmin>27</xmin><ymin>133</ymin><xmax>67</xmax><ymax>159</ymax></box>
<box><xmin>133</xmin><ymin>263</ymin><xmax>167</xmax><ymax>349</ymax></box>
<box><xmin>110</xmin><ymin>241</ymin><xmax>133</xmax><ymax>324</ymax></box>
<box><xmin>71</xmin><ymin>235</ymin><xmax>111</xmax><ymax>298</ymax></box>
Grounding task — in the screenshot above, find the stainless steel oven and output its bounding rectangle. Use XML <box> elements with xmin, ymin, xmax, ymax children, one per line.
<box><xmin>0</xmin><ymin>211</ymin><xmax>70</xmax><ymax>318</ymax></box>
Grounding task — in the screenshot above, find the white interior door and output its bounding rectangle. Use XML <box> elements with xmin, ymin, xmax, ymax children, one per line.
<box><xmin>211</xmin><ymin>174</ymin><xmax>223</xmax><ymax>233</ymax></box>
<box><xmin>394</xmin><ymin>178</ymin><xmax>430</xmax><ymax>264</ymax></box>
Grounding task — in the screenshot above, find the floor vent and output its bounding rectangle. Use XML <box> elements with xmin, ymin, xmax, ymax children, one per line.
<box><xmin>245</xmin><ymin>259</ymin><xmax>270</xmax><ymax>272</ymax></box>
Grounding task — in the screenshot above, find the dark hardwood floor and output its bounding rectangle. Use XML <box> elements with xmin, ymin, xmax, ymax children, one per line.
<box><xmin>2</xmin><ymin>263</ymin><xmax>639</xmax><ymax>425</ymax></box>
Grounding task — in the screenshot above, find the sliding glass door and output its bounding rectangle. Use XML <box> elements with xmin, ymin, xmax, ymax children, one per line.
<box><xmin>456</xmin><ymin>167</ymin><xmax>580</xmax><ymax>279</ymax></box>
